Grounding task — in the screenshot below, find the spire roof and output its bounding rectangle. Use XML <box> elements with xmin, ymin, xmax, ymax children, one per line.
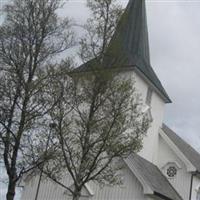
<box><xmin>75</xmin><ymin>0</ymin><xmax>171</xmax><ymax>103</ymax></box>
<box><xmin>105</xmin><ymin>0</ymin><xmax>171</xmax><ymax>103</ymax></box>
<box><xmin>105</xmin><ymin>0</ymin><xmax>150</xmax><ymax>67</ymax></box>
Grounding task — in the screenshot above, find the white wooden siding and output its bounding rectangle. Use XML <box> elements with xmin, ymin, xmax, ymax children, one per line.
<box><xmin>21</xmin><ymin>163</ymin><xmax>149</xmax><ymax>200</ymax></box>
<box><xmin>120</xmin><ymin>71</ymin><xmax>165</xmax><ymax>164</ymax></box>
<box><xmin>158</xmin><ymin>135</ymin><xmax>191</xmax><ymax>200</ymax></box>
<box><xmin>21</xmin><ymin>69</ymin><xmax>166</xmax><ymax>200</ymax></box>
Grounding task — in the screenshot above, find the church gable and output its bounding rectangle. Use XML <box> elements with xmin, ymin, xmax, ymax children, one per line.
<box><xmin>158</xmin><ymin>127</ymin><xmax>195</xmax><ymax>200</ymax></box>
<box><xmin>158</xmin><ymin>124</ymin><xmax>200</xmax><ymax>200</ymax></box>
<box><xmin>125</xmin><ymin>154</ymin><xmax>182</xmax><ymax>200</ymax></box>
<box><xmin>159</xmin><ymin>127</ymin><xmax>195</xmax><ymax>172</ymax></box>
<box><xmin>162</xmin><ymin>124</ymin><xmax>200</xmax><ymax>172</ymax></box>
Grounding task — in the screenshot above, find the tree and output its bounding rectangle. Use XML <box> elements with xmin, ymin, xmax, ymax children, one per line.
<box><xmin>39</xmin><ymin>1</ymin><xmax>151</xmax><ymax>200</ymax></box>
<box><xmin>43</xmin><ymin>71</ymin><xmax>150</xmax><ymax>200</ymax></box>
<box><xmin>79</xmin><ymin>0</ymin><xmax>123</xmax><ymax>62</ymax></box>
<box><xmin>0</xmin><ymin>0</ymin><xmax>74</xmax><ymax>199</ymax></box>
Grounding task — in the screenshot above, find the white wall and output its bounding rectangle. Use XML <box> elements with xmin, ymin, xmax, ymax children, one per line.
<box><xmin>21</xmin><ymin>69</ymin><xmax>166</xmax><ymax>200</ymax></box>
<box><xmin>21</xmin><ymin>161</ymin><xmax>150</xmax><ymax>200</ymax></box>
<box><xmin>121</xmin><ymin>70</ymin><xmax>165</xmax><ymax>164</ymax></box>
<box><xmin>158</xmin><ymin>135</ymin><xmax>191</xmax><ymax>200</ymax></box>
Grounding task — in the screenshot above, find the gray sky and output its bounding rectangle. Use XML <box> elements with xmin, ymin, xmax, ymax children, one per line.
<box><xmin>146</xmin><ymin>0</ymin><xmax>200</xmax><ymax>150</ymax></box>
<box><xmin>1</xmin><ymin>0</ymin><xmax>200</xmax><ymax>199</ymax></box>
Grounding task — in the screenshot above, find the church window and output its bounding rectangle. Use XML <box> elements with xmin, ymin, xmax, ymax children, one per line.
<box><xmin>197</xmin><ymin>187</ymin><xmax>200</xmax><ymax>200</ymax></box>
<box><xmin>162</xmin><ymin>162</ymin><xmax>180</xmax><ymax>179</ymax></box>
<box><xmin>166</xmin><ymin>166</ymin><xmax>177</xmax><ymax>178</ymax></box>
<box><xmin>146</xmin><ymin>87</ymin><xmax>153</xmax><ymax>106</ymax></box>
<box><xmin>146</xmin><ymin>109</ymin><xmax>153</xmax><ymax>122</ymax></box>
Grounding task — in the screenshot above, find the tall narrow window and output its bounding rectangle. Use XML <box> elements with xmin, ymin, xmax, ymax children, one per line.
<box><xmin>146</xmin><ymin>87</ymin><xmax>153</xmax><ymax>106</ymax></box>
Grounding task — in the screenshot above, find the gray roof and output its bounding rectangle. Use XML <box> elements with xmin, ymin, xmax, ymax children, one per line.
<box><xmin>75</xmin><ymin>0</ymin><xmax>171</xmax><ymax>103</ymax></box>
<box><xmin>162</xmin><ymin>124</ymin><xmax>200</xmax><ymax>172</ymax></box>
<box><xmin>125</xmin><ymin>154</ymin><xmax>183</xmax><ymax>200</ymax></box>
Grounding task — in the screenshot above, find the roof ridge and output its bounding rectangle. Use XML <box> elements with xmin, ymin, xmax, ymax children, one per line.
<box><xmin>162</xmin><ymin>123</ymin><xmax>200</xmax><ymax>172</ymax></box>
<box><xmin>162</xmin><ymin>124</ymin><xmax>200</xmax><ymax>155</ymax></box>
<box><xmin>125</xmin><ymin>154</ymin><xmax>183</xmax><ymax>200</ymax></box>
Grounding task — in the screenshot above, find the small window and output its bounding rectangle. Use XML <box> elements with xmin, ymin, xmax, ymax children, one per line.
<box><xmin>146</xmin><ymin>87</ymin><xmax>153</xmax><ymax>106</ymax></box>
<box><xmin>166</xmin><ymin>166</ymin><xmax>177</xmax><ymax>178</ymax></box>
<box><xmin>162</xmin><ymin>162</ymin><xmax>180</xmax><ymax>179</ymax></box>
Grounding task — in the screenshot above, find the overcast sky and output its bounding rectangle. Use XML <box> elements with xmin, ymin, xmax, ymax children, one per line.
<box><xmin>1</xmin><ymin>0</ymin><xmax>200</xmax><ymax>199</ymax></box>
<box><xmin>144</xmin><ymin>0</ymin><xmax>200</xmax><ymax>151</ymax></box>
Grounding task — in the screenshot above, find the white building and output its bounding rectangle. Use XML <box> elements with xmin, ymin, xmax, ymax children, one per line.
<box><xmin>20</xmin><ymin>0</ymin><xmax>200</xmax><ymax>200</ymax></box>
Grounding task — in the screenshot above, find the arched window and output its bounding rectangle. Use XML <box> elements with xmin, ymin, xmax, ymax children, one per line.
<box><xmin>197</xmin><ymin>187</ymin><xmax>200</xmax><ymax>200</ymax></box>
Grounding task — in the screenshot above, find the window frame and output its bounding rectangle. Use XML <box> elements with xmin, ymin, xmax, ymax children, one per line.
<box><xmin>146</xmin><ymin>87</ymin><xmax>153</xmax><ymax>106</ymax></box>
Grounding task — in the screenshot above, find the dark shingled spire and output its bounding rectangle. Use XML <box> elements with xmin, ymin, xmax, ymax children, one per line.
<box><xmin>105</xmin><ymin>0</ymin><xmax>151</xmax><ymax>67</ymax></box>
<box><xmin>76</xmin><ymin>0</ymin><xmax>171</xmax><ymax>103</ymax></box>
<box><xmin>105</xmin><ymin>0</ymin><xmax>171</xmax><ymax>103</ymax></box>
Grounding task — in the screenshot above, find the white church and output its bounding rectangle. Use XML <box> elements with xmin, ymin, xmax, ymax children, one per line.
<box><xmin>20</xmin><ymin>0</ymin><xmax>200</xmax><ymax>200</ymax></box>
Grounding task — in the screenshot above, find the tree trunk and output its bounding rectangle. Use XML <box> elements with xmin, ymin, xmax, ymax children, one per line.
<box><xmin>72</xmin><ymin>196</ymin><xmax>80</xmax><ymax>200</ymax></box>
<box><xmin>6</xmin><ymin>179</ymin><xmax>16</xmax><ymax>200</ymax></box>
<box><xmin>72</xmin><ymin>188</ymin><xmax>81</xmax><ymax>200</ymax></box>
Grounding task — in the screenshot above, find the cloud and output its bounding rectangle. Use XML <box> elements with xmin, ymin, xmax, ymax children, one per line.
<box><xmin>145</xmin><ymin>1</ymin><xmax>200</xmax><ymax>150</ymax></box>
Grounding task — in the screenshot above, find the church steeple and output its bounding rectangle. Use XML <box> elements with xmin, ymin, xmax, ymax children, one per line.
<box><xmin>76</xmin><ymin>0</ymin><xmax>171</xmax><ymax>103</ymax></box>
<box><xmin>105</xmin><ymin>0</ymin><xmax>171</xmax><ymax>103</ymax></box>
<box><xmin>106</xmin><ymin>0</ymin><xmax>150</xmax><ymax>66</ymax></box>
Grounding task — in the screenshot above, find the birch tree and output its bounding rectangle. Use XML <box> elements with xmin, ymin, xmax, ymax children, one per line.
<box><xmin>43</xmin><ymin>71</ymin><xmax>150</xmax><ymax>200</ymax></box>
<box><xmin>0</xmin><ymin>0</ymin><xmax>74</xmax><ymax>199</ymax></box>
<box><xmin>40</xmin><ymin>1</ymin><xmax>150</xmax><ymax>200</ymax></box>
